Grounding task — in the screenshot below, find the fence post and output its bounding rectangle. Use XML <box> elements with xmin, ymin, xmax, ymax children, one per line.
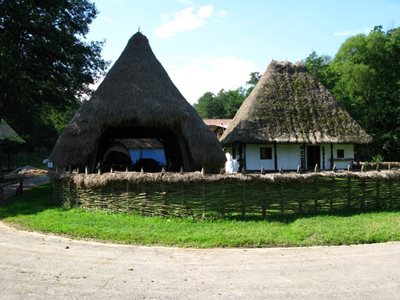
<box><xmin>140</xmin><ymin>183</ymin><xmax>146</xmax><ymax>215</ymax></box>
<box><xmin>279</xmin><ymin>182</ymin><xmax>284</xmax><ymax>215</ymax></box>
<box><xmin>314</xmin><ymin>181</ymin><xmax>319</xmax><ymax>214</ymax></box>
<box><xmin>346</xmin><ymin>176</ymin><xmax>351</xmax><ymax>210</ymax></box>
<box><xmin>329</xmin><ymin>177</ymin><xmax>335</xmax><ymax>212</ymax></box>
<box><xmin>298</xmin><ymin>181</ymin><xmax>304</xmax><ymax>214</ymax></box>
<box><xmin>376</xmin><ymin>180</ymin><xmax>381</xmax><ymax>209</ymax></box>
<box><xmin>360</xmin><ymin>179</ymin><xmax>366</xmax><ymax>210</ymax></box>
<box><xmin>241</xmin><ymin>183</ymin><xmax>246</xmax><ymax>217</ymax></box>
<box><xmin>202</xmin><ymin>182</ymin><xmax>206</xmax><ymax>218</ymax></box>
<box><xmin>181</xmin><ymin>183</ymin><xmax>188</xmax><ymax>216</ymax></box>
<box><xmin>261</xmin><ymin>184</ymin><xmax>268</xmax><ymax>218</ymax></box>
<box><xmin>160</xmin><ymin>182</ymin><xmax>168</xmax><ymax>217</ymax></box>
<box><xmin>220</xmin><ymin>181</ymin><xmax>225</xmax><ymax>218</ymax></box>
<box><xmin>388</xmin><ymin>180</ymin><xmax>393</xmax><ymax>209</ymax></box>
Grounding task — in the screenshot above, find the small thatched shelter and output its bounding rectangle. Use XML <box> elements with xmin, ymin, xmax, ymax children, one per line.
<box><xmin>0</xmin><ymin>119</ymin><xmax>25</xmax><ymax>171</ymax></box>
<box><xmin>0</xmin><ymin>120</ymin><xmax>25</xmax><ymax>144</ymax></box>
<box><xmin>220</xmin><ymin>61</ymin><xmax>372</xmax><ymax>171</ymax></box>
<box><xmin>49</xmin><ymin>32</ymin><xmax>225</xmax><ymax>173</ymax></box>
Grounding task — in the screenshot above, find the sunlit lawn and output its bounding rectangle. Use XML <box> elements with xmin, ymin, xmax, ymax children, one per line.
<box><xmin>1</xmin><ymin>184</ymin><xmax>400</xmax><ymax>248</ymax></box>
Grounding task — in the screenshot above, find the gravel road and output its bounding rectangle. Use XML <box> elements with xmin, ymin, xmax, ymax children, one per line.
<box><xmin>1</xmin><ymin>222</ymin><xmax>400</xmax><ymax>299</ymax></box>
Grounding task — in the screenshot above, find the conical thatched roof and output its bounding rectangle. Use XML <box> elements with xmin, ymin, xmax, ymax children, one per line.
<box><xmin>221</xmin><ymin>61</ymin><xmax>372</xmax><ymax>145</ymax></box>
<box><xmin>49</xmin><ymin>32</ymin><xmax>225</xmax><ymax>171</ymax></box>
<box><xmin>0</xmin><ymin>119</ymin><xmax>25</xmax><ymax>143</ymax></box>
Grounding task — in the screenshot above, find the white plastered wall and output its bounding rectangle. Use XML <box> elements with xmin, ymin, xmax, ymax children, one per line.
<box><xmin>226</xmin><ymin>143</ymin><xmax>355</xmax><ymax>172</ymax></box>
<box><xmin>245</xmin><ymin>144</ymin><xmax>275</xmax><ymax>171</ymax></box>
<box><xmin>320</xmin><ymin>144</ymin><xmax>355</xmax><ymax>170</ymax></box>
<box><xmin>276</xmin><ymin>144</ymin><xmax>302</xmax><ymax>170</ymax></box>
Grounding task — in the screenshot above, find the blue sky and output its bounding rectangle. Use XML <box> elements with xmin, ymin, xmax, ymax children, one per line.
<box><xmin>87</xmin><ymin>0</ymin><xmax>400</xmax><ymax>104</ymax></box>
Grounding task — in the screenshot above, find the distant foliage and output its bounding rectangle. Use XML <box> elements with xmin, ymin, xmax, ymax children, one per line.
<box><xmin>304</xmin><ymin>26</ymin><xmax>400</xmax><ymax>161</ymax></box>
<box><xmin>194</xmin><ymin>72</ymin><xmax>260</xmax><ymax>119</ymax></box>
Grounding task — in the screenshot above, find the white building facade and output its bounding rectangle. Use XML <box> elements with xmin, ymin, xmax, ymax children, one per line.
<box><xmin>227</xmin><ymin>143</ymin><xmax>355</xmax><ymax>172</ymax></box>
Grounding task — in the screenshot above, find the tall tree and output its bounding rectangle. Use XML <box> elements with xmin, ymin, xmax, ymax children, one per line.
<box><xmin>194</xmin><ymin>72</ymin><xmax>257</xmax><ymax>119</ymax></box>
<box><xmin>194</xmin><ymin>92</ymin><xmax>225</xmax><ymax>119</ymax></box>
<box><xmin>304</xmin><ymin>51</ymin><xmax>336</xmax><ymax>90</ymax></box>
<box><xmin>305</xmin><ymin>26</ymin><xmax>400</xmax><ymax>160</ymax></box>
<box><xmin>0</xmin><ymin>0</ymin><xmax>108</xmax><ymax>149</ymax></box>
<box><xmin>245</xmin><ymin>71</ymin><xmax>261</xmax><ymax>96</ymax></box>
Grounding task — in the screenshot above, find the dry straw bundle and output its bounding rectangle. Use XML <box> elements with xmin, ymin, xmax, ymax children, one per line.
<box><xmin>50</xmin><ymin>169</ymin><xmax>400</xmax><ymax>188</ymax></box>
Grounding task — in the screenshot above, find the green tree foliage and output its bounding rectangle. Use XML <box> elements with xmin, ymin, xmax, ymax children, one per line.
<box><xmin>305</xmin><ymin>26</ymin><xmax>400</xmax><ymax>160</ymax></box>
<box><xmin>194</xmin><ymin>72</ymin><xmax>260</xmax><ymax>119</ymax></box>
<box><xmin>304</xmin><ymin>51</ymin><xmax>336</xmax><ymax>90</ymax></box>
<box><xmin>245</xmin><ymin>71</ymin><xmax>261</xmax><ymax>97</ymax></box>
<box><xmin>0</xmin><ymin>0</ymin><xmax>107</xmax><ymax>150</ymax></box>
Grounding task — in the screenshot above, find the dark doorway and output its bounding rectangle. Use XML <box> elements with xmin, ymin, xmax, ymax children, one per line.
<box><xmin>103</xmin><ymin>150</ymin><xmax>132</xmax><ymax>171</ymax></box>
<box><xmin>307</xmin><ymin>146</ymin><xmax>320</xmax><ymax>170</ymax></box>
<box><xmin>94</xmin><ymin>126</ymin><xmax>192</xmax><ymax>173</ymax></box>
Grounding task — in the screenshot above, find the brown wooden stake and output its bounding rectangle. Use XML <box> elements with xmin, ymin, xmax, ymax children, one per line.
<box><xmin>347</xmin><ymin>176</ymin><xmax>351</xmax><ymax>209</ymax></box>
<box><xmin>361</xmin><ymin>179</ymin><xmax>366</xmax><ymax>210</ymax></box>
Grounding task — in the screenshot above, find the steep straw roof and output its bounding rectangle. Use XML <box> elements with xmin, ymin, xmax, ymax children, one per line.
<box><xmin>49</xmin><ymin>32</ymin><xmax>225</xmax><ymax>170</ymax></box>
<box><xmin>0</xmin><ymin>119</ymin><xmax>25</xmax><ymax>143</ymax></box>
<box><xmin>221</xmin><ymin>61</ymin><xmax>372</xmax><ymax>145</ymax></box>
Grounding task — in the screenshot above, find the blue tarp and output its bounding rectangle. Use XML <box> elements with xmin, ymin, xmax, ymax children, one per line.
<box><xmin>129</xmin><ymin>149</ymin><xmax>167</xmax><ymax>166</ymax></box>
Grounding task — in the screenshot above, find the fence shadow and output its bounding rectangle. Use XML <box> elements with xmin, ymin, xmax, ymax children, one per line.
<box><xmin>0</xmin><ymin>184</ymin><xmax>55</xmax><ymax>219</ymax></box>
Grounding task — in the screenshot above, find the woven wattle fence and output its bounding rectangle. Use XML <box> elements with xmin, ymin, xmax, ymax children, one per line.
<box><xmin>50</xmin><ymin>170</ymin><xmax>400</xmax><ymax>218</ymax></box>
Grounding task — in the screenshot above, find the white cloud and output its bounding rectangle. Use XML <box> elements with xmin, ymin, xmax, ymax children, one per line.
<box><xmin>165</xmin><ymin>55</ymin><xmax>259</xmax><ymax>104</ymax></box>
<box><xmin>155</xmin><ymin>5</ymin><xmax>226</xmax><ymax>38</ymax></box>
<box><xmin>102</xmin><ymin>16</ymin><xmax>112</xmax><ymax>23</ymax></box>
<box><xmin>333</xmin><ymin>28</ymin><xmax>371</xmax><ymax>37</ymax></box>
<box><xmin>216</xmin><ymin>10</ymin><xmax>228</xmax><ymax>18</ymax></box>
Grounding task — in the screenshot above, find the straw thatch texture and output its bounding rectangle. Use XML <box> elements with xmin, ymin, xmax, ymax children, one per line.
<box><xmin>51</xmin><ymin>170</ymin><xmax>400</xmax><ymax>218</ymax></box>
<box><xmin>117</xmin><ymin>138</ymin><xmax>163</xmax><ymax>149</ymax></box>
<box><xmin>221</xmin><ymin>61</ymin><xmax>372</xmax><ymax>145</ymax></box>
<box><xmin>49</xmin><ymin>32</ymin><xmax>225</xmax><ymax>171</ymax></box>
<box><xmin>0</xmin><ymin>119</ymin><xmax>24</xmax><ymax>143</ymax></box>
<box><xmin>50</xmin><ymin>170</ymin><xmax>400</xmax><ymax>188</ymax></box>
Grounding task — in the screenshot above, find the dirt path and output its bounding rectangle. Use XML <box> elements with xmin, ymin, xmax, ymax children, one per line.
<box><xmin>1</xmin><ymin>222</ymin><xmax>399</xmax><ymax>299</ymax></box>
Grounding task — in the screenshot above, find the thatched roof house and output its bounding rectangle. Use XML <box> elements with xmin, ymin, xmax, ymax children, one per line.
<box><xmin>220</xmin><ymin>61</ymin><xmax>372</xmax><ymax>171</ymax></box>
<box><xmin>49</xmin><ymin>32</ymin><xmax>225</xmax><ymax>172</ymax></box>
<box><xmin>0</xmin><ymin>120</ymin><xmax>24</xmax><ymax>144</ymax></box>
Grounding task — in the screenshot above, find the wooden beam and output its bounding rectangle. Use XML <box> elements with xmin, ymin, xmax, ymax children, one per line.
<box><xmin>300</xmin><ymin>143</ymin><xmax>305</xmax><ymax>170</ymax></box>
<box><xmin>243</xmin><ymin>144</ymin><xmax>247</xmax><ymax>171</ymax></box>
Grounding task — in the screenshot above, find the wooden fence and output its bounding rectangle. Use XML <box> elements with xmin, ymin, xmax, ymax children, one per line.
<box><xmin>50</xmin><ymin>170</ymin><xmax>400</xmax><ymax>218</ymax></box>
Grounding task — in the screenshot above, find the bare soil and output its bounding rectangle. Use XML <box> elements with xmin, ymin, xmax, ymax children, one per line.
<box><xmin>0</xmin><ymin>222</ymin><xmax>399</xmax><ymax>299</ymax></box>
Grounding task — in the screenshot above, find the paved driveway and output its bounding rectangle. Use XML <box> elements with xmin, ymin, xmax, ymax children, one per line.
<box><xmin>0</xmin><ymin>222</ymin><xmax>399</xmax><ymax>299</ymax></box>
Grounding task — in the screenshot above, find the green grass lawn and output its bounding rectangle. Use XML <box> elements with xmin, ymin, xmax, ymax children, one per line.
<box><xmin>1</xmin><ymin>184</ymin><xmax>400</xmax><ymax>248</ymax></box>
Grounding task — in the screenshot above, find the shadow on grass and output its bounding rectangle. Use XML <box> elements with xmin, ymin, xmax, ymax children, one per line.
<box><xmin>0</xmin><ymin>184</ymin><xmax>56</xmax><ymax>219</ymax></box>
<box><xmin>220</xmin><ymin>208</ymin><xmax>400</xmax><ymax>224</ymax></box>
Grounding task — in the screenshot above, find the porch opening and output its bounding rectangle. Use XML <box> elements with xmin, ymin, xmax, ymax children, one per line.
<box><xmin>94</xmin><ymin>126</ymin><xmax>192</xmax><ymax>173</ymax></box>
<box><xmin>307</xmin><ymin>145</ymin><xmax>321</xmax><ymax>170</ymax></box>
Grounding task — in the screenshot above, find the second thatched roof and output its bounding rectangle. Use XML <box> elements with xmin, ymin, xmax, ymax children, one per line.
<box><xmin>0</xmin><ymin>119</ymin><xmax>25</xmax><ymax>144</ymax></box>
<box><xmin>221</xmin><ymin>61</ymin><xmax>372</xmax><ymax>145</ymax></box>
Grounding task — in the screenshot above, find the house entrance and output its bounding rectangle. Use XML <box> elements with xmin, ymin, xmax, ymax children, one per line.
<box><xmin>307</xmin><ymin>146</ymin><xmax>320</xmax><ymax>170</ymax></box>
<box><xmin>95</xmin><ymin>126</ymin><xmax>191</xmax><ymax>173</ymax></box>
